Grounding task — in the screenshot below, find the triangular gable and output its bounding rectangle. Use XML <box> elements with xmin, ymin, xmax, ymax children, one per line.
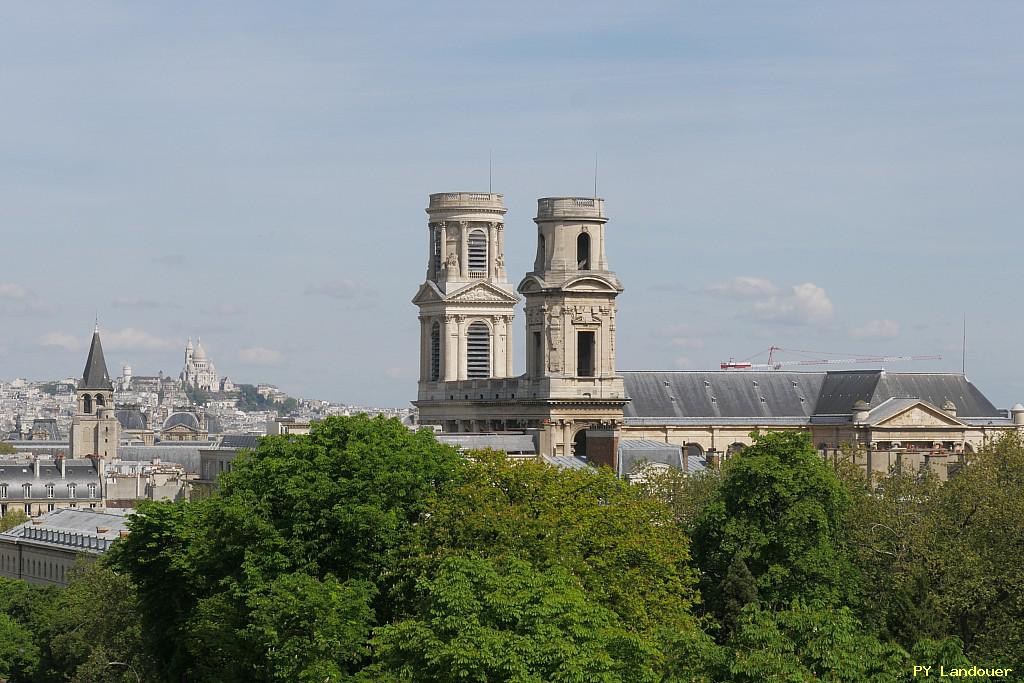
<box><xmin>870</xmin><ymin>400</ymin><xmax>965</xmax><ymax>428</ymax></box>
<box><xmin>411</xmin><ymin>281</ymin><xmax>444</xmax><ymax>306</ymax></box>
<box><xmin>444</xmin><ymin>281</ymin><xmax>520</xmax><ymax>305</ymax></box>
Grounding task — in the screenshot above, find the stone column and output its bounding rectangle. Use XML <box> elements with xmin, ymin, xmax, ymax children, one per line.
<box><xmin>444</xmin><ymin>315</ymin><xmax>458</xmax><ymax>382</ymax></box>
<box><xmin>494</xmin><ymin>316</ymin><xmax>506</xmax><ymax>378</ymax></box>
<box><xmin>496</xmin><ymin>224</ymin><xmax>506</xmax><ymax>279</ymax></box>
<box><xmin>562</xmin><ymin>421</ymin><xmax>573</xmax><ymax>456</ymax></box>
<box><xmin>419</xmin><ymin>317</ymin><xmax>429</xmax><ymax>381</ymax></box>
<box><xmin>459</xmin><ymin>222</ymin><xmax>469</xmax><ymax>279</ymax></box>
<box><xmin>457</xmin><ymin>316</ymin><xmax>468</xmax><ymax>380</ymax></box>
<box><xmin>427</xmin><ymin>226</ymin><xmax>436</xmax><ymax>280</ymax></box>
<box><xmin>597</xmin><ymin>226</ymin><xmax>608</xmax><ymax>270</ymax></box>
<box><xmin>488</xmin><ymin>222</ymin><xmax>498</xmax><ymax>280</ymax></box>
<box><xmin>505</xmin><ymin>315</ymin><xmax>514</xmax><ymax>377</ymax></box>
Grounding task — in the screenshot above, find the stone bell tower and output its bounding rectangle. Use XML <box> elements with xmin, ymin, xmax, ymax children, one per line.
<box><xmin>518</xmin><ymin>197</ymin><xmax>627</xmax><ymax>460</ymax></box>
<box><xmin>412</xmin><ymin>192</ymin><xmax>520</xmax><ymax>399</ymax></box>
<box><xmin>69</xmin><ymin>325</ymin><xmax>120</xmax><ymax>459</ymax></box>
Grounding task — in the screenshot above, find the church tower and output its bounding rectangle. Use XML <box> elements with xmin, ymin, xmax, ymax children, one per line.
<box><xmin>412</xmin><ymin>192</ymin><xmax>520</xmax><ymax>398</ymax></box>
<box><xmin>517</xmin><ymin>197</ymin><xmax>627</xmax><ymax>459</ymax></box>
<box><xmin>69</xmin><ymin>325</ymin><xmax>120</xmax><ymax>459</ymax></box>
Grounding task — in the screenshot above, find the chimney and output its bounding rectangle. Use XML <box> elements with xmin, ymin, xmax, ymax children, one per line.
<box><xmin>57</xmin><ymin>454</ymin><xmax>65</xmax><ymax>479</ymax></box>
<box><xmin>33</xmin><ymin>456</ymin><xmax>40</xmax><ymax>479</ymax></box>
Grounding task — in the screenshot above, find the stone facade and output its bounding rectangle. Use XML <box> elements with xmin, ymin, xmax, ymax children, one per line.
<box><xmin>414</xmin><ymin>194</ymin><xmax>627</xmax><ymax>457</ymax></box>
<box><xmin>411</xmin><ymin>190</ymin><xmax>1024</xmax><ymax>473</ymax></box>
<box><xmin>69</xmin><ymin>328</ymin><xmax>120</xmax><ymax>459</ymax></box>
<box><xmin>181</xmin><ymin>337</ymin><xmax>219</xmax><ymax>391</ymax></box>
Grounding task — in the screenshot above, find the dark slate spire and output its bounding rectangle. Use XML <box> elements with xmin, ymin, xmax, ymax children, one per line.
<box><xmin>80</xmin><ymin>327</ymin><xmax>114</xmax><ymax>390</ymax></box>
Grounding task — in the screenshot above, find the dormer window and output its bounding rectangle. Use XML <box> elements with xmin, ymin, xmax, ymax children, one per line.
<box><xmin>0</xmin><ymin>484</ymin><xmax>6</xmax><ymax>499</ymax></box>
<box><xmin>68</xmin><ymin>484</ymin><xmax>76</xmax><ymax>499</ymax></box>
<box><xmin>46</xmin><ymin>484</ymin><xmax>54</xmax><ymax>499</ymax></box>
<box><xmin>23</xmin><ymin>484</ymin><xmax>31</xmax><ymax>499</ymax></box>
<box><xmin>88</xmin><ymin>484</ymin><xmax>97</xmax><ymax>499</ymax></box>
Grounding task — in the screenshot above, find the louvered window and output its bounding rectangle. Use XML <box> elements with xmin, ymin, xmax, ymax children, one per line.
<box><xmin>577</xmin><ymin>331</ymin><xmax>595</xmax><ymax>377</ymax></box>
<box><xmin>467</xmin><ymin>322</ymin><xmax>491</xmax><ymax>378</ymax></box>
<box><xmin>468</xmin><ymin>229</ymin><xmax>487</xmax><ymax>275</ymax></box>
<box><xmin>430</xmin><ymin>322</ymin><xmax>441</xmax><ymax>381</ymax></box>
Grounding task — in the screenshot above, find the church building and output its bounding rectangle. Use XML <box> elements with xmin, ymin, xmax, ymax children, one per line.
<box><xmin>413</xmin><ymin>191</ymin><xmax>1024</xmax><ymax>478</ymax></box>
<box><xmin>69</xmin><ymin>326</ymin><xmax>119</xmax><ymax>459</ymax></box>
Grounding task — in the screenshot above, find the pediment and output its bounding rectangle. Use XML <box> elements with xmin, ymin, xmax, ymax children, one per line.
<box><xmin>872</xmin><ymin>402</ymin><xmax>964</xmax><ymax>428</ymax></box>
<box><xmin>411</xmin><ymin>282</ymin><xmax>444</xmax><ymax>305</ymax></box>
<box><xmin>517</xmin><ymin>275</ymin><xmax>547</xmax><ymax>295</ymax></box>
<box><xmin>563</xmin><ymin>274</ymin><xmax>623</xmax><ymax>293</ymax></box>
<box><xmin>445</xmin><ymin>281</ymin><xmax>520</xmax><ymax>305</ymax></box>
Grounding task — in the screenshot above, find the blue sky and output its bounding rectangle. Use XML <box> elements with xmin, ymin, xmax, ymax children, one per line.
<box><xmin>1</xmin><ymin>1</ymin><xmax>1022</xmax><ymax>408</ymax></box>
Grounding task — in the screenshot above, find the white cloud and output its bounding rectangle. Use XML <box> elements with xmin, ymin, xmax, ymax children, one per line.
<box><xmin>104</xmin><ymin>328</ymin><xmax>177</xmax><ymax>351</ymax></box>
<box><xmin>239</xmin><ymin>346</ymin><xmax>282</xmax><ymax>364</ymax></box>
<box><xmin>752</xmin><ymin>282</ymin><xmax>834</xmax><ymax>324</ymax></box>
<box><xmin>706</xmin><ymin>276</ymin><xmax>778</xmax><ymax>299</ymax></box>
<box><xmin>40</xmin><ymin>332</ymin><xmax>82</xmax><ymax>352</ymax></box>
<box><xmin>304</xmin><ymin>280</ymin><xmax>377</xmax><ymax>300</ymax></box>
<box><xmin>0</xmin><ymin>283</ymin><xmax>50</xmax><ymax>316</ymax></box>
<box><xmin>0</xmin><ymin>284</ymin><xmax>30</xmax><ymax>299</ymax></box>
<box><xmin>850</xmin><ymin>319</ymin><xmax>900</xmax><ymax>339</ymax></box>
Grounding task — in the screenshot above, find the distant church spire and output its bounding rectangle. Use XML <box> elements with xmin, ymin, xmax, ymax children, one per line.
<box><xmin>80</xmin><ymin>327</ymin><xmax>113</xmax><ymax>391</ymax></box>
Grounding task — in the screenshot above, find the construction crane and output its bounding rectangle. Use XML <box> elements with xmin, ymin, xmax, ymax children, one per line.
<box><xmin>720</xmin><ymin>346</ymin><xmax>942</xmax><ymax>370</ymax></box>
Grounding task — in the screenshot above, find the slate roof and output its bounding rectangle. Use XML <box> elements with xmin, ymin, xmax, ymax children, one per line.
<box><xmin>437</xmin><ymin>433</ymin><xmax>537</xmax><ymax>455</ymax></box>
<box><xmin>1</xmin><ymin>507</ymin><xmax>130</xmax><ymax>554</ymax></box>
<box><xmin>622</xmin><ymin>371</ymin><xmax>823</xmax><ymax>419</ymax></box>
<box><xmin>219</xmin><ymin>434</ymin><xmax>262</xmax><ymax>450</ymax></box>
<box><xmin>79</xmin><ymin>330</ymin><xmax>113</xmax><ymax>390</ymax></box>
<box><xmin>163</xmin><ymin>412</ymin><xmax>200</xmax><ymax>432</ymax></box>
<box><xmin>540</xmin><ymin>455</ymin><xmax>593</xmax><ymax>470</ymax></box>
<box><xmin>115</xmin><ymin>408</ymin><xmax>148</xmax><ymax>431</ymax></box>
<box><xmin>616</xmin><ymin>439</ymin><xmax>684</xmax><ymax>478</ymax></box>
<box><xmin>116</xmin><ymin>444</ymin><xmax>215</xmax><ymax>474</ymax></box>
<box><xmin>0</xmin><ymin>458</ymin><xmax>100</xmax><ymax>493</ymax></box>
<box><xmin>622</xmin><ymin>370</ymin><xmax>1004</xmax><ymax>420</ymax></box>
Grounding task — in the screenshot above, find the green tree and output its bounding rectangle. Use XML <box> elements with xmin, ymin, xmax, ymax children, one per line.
<box><xmin>719</xmin><ymin>602</ymin><xmax>910</xmax><ymax>683</ymax></box>
<box><xmin>0</xmin><ymin>613</ymin><xmax>38</xmax><ymax>681</ymax></box>
<box><xmin>35</xmin><ymin>560</ymin><xmax>159</xmax><ymax>683</ymax></box>
<box><xmin>716</xmin><ymin>555</ymin><xmax>758</xmax><ymax>637</ymax></box>
<box><xmin>412</xmin><ymin>450</ymin><xmax>702</xmax><ymax>638</ymax></box>
<box><xmin>638</xmin><ymin>466</ymin><xmax>722</xmax><ymax>533</ymax></box>
<box><xmin>109</xmin><ymin>416</ymin><xmax>467</xmax><ymax>681</ymax></box>
<box><xmin>372</xmin><ymin>554</ymin><xmax>659</xmax><ymax>683</ymax></box>
<box><xmin>692</xmin><ymin>431</ymin><xmax>856</xmax><ymax>622</ymax></box>
<box><xmin>0</xmin><ymin>509</ymin><xmax>29</xmax><ymax>532</ymax></box>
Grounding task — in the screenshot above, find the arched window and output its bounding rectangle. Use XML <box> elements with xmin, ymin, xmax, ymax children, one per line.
<box><xmin>536</xmin><ymin>233</ymin><xmax>546</xmax><ymax>270</ymax></box>
<box><xmin>430</xmin><ymin>321</ymin><xmax>441</xmax><ymax>381</ymax></box>
<box><xmin>95</xmin><ymin>393</ymin><xmax>105</xmax><ymax>407</ymax></box>
<box><xmin>577</xmin><ymin>232</ymin><xmax>591</xmax><ymax>270</ymax></box>
<box><xmin>573</xmin><ymin>430</ymin><xmax>588</xmax><ymax>458</ymax></box>
<box><xmin>83</xmin><ymin>394</ymin><xmax>92</xmax><ymax>414</ymax></box>
<box><xmin>468</xmin><ymin>229</ymin><xmax>487</xmax><ymax>274</ymax></box>
<box><xmin>466</xmin><ymin>322</ymin><xmax>491</xmax><ymax>379</ymax></box>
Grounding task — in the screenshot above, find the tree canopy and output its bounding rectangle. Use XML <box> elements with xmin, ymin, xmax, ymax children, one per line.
<box><xmin>1</xmin><ymin>418</ymin><xmax>1021</xmax><ymax>681</ymax></box>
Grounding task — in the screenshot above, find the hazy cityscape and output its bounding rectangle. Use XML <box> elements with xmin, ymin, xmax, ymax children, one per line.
<box><xmin>1</xmin><ymin>3</ymin><xmax>1022</xmax><ymax>682</ymax></box>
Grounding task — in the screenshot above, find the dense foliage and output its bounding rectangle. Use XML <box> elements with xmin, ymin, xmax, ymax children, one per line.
<box><xmin>1</xmin><ymin>418</ymin><xmax>1021</xmax><ymax>681</ymax></box>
